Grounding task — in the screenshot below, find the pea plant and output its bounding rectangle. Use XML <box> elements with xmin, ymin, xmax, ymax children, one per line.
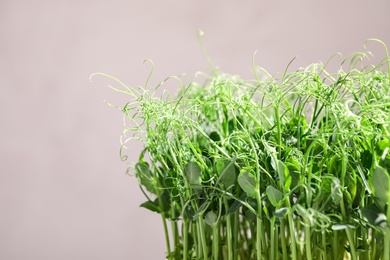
<box><xmin>92</xmin><ymin>39</ymin><xmax>390</xmax><ymax>260</ymax></box>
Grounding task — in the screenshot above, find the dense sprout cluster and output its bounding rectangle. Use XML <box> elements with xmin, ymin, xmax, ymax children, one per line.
<box><xmin>93</xmin><ymin>40</ymin><xmax>390</xmax><ymax>260</ymax></box>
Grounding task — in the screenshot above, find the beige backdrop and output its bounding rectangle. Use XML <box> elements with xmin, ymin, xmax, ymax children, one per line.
<box><xmin>1</xmin><ymin>1</ymin><xmax>389</xmax><ymax>259</ymax></box>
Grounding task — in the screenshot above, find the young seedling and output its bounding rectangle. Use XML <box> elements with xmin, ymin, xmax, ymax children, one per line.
<box><xmin>91</xmin><ymin>38</ymin><xmax>390</xmax><ymax>260</ymax></box>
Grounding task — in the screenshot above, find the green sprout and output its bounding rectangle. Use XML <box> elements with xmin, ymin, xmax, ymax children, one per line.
<box><xmin>91</xmin><ymin>38</ymin><xmax>390</xmax><ymax>260</ymax></box>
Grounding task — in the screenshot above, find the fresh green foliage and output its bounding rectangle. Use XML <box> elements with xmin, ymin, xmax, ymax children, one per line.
<box><xmin>92</xmin><ymin>39</ymin><xmax>390</xmax><ymax>259</ymax></box>
<box><xmin>237</xmin><ymin>171</ymin><xmax>257</xmax><ymax>198</ymax></box>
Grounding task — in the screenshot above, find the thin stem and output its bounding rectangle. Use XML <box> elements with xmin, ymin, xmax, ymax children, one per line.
<box><xmin>161</xmin><ymin>215</ymin><xmax>171</xmax><ymax>257</ymax></box>
<box><xmin>224</xmin><ymin>199</ymin><xmax>234</xmax><ymax>260</ymax></box>
<box><xmin>196</xmin><ymin>29</ymin><xmax>215</xmax><ymax>73</ymax></box>
<box><xmin>198</xmin><ymin>216</ymin><xmax>209</xmax><ymax>259</ymax></box>
<box><xmin>255</xmin><ymin>192</ymin><xmax>264</xmax><ymax>260</ymax></box>
<box><xmin>233</xmin><ymin>212</ymin><xmax>239</xmax><ymax>260</ymax></box>
<box><xmin>322</xmin><ymin>231</ymin><xmax>327</xmax><ymax>260</ymax></box>
<box><xmin>384</xmin><ymin>191</ymin><xmax>390</xmax><ymax>260</ymax></box>
<box><xmin>270</xmin><ymin>220</ymin><xmax>275</xmax><ymax>260</ymax></box>
<box><xmin>280</xmin><ymin>220</ymin><xmax>288</xmax><ymax>260</ymax></box>
<box><xmin>171</xmin><ymin>203</ymin><xmax>179</xmax><ymax>249</ymax></box>
<box><xmin>333</xmin><ymin>231</ymin><xmax>338</xmax><ymax>260</ymax></box>
<box><xmin>305</xmin><ymin>225</ymin><xmax>312</xmax><ymax>260</ymax></box>
<box><xmin>194</xmin><ymin>222</ymin><xmax>202</xmax><ymax>257</ymax></box>
<box><xmin>182</xmin><ymin>220</ymin><xmax>189</xmax><ymax>260</ymax></box>
<box><xmin>339</xmin><ymin>152</ymin><xmax>357</xmax><ymax>260</ymax></box>
<box><xmin>274</xmin><ymin>105</ymin><xmax>282</xmax><ymax>158</ymax></box>
<box><xmin>212</xmin><ymin>222</ymin><xmax>220</xmax><ymax>260</ymax></box>
<box><xmin>287</xmin><ymin>205</ymin><xmax>297</xmax><ymax>260</ymax></box>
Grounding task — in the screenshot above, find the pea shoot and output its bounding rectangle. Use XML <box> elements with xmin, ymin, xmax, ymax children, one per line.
<box><xmin>92</xmin><ymin>39</ymin><xmax>390</xmax><ymax>260</ymax></box>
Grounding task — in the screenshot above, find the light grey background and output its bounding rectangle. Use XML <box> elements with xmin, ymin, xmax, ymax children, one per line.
<box><xmin>1</xmin><ymin>1</ymin><xmax>389</xmax><ymax>259</ymax></box>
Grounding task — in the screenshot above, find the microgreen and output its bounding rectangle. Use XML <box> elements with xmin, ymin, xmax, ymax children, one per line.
<box><xmin>91</xmin><ymin>38</ymin><xmax>390</xmax><ymax>259</ymax></box>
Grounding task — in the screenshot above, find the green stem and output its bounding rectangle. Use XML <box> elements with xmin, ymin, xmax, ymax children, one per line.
<box><xmin>171</xmin><ymin>203</ymin><xmax>179</xmax><ymax>249</ymax></box>
<box><xmin>339</xmin><ymin>200</ymin><xmax>357</xmax><ymax>259</ymax></box>
<box><xmin>198</xmin><ymin>216</ymin><xmax>209</xmax><ymax>259</ymax></box>
<box><xmin>383</xmin><ymin>168</ymin><xmax>390</xmax><ymax>260</ymax></box>
<box><xmin>339</xmin><ymin>153</ymin><xmax>357</xmax><ymax>260</ymax></box>
<box><xmin>182</xmin><ymin>219</ymin><xmax>189</xmax><ymax>260</ymax></box>
<box><xmin>361</xmin><ymin>227</ymin><xmax>368</xmax><ymax>260</ymax></box>
<box><xmin>224</xmin><ymin>199</ymin><xmax>233</xmax><ymax>260</ymax></box>
<box><xmin>270</xmin><ymin>220</ymin><xmax>275</xmax><ymax>260</ymax></box>
<box><xmin>242</xmin><ymin>218</ymin><xmax>250</xmax><ymax>258</ymax></box>
<box><xmin>275</xmin><ymin>224</ymin><xmax>279</xmax><ymax>260</ymax></box>
<box><xmin>385</xmin><ymin>231</ymin><xmax>390</xmax><ymax>260</ymax></box>
<box><xmin>322</xmin><ymin>231</ymin><xmax>327</xmax><ymax>260</ymax></box>
<box><xmin>255</xmin><ymin>192</ymin><xmax>265</xmax><ymax>260</ymax></box>
<box><xmin>333</xmin><ymin>231</ymin><xmax>338</xmax><ymax>260</ymax></box>
<box><xmin>384</xmin><ymin>192</ymin><xmax>390</xmax><ymax>260</ymax></box>
<box><xmin>246</xmin><ymin>133</ymin><xmax>266</xmax><ymax>260</ymax></box>
<box><xmin>194</xmin><ymin>222</ymin><xmax>201</xmax><ymax>257</ymax></box>
<box><xmin>161</xmin><ymin>215</ymin><xmax>171</xmax><ymax>258</ymax></box>
<box><xmin>371</xmin><ymin>229</ymin><xmax>376</xmax><ymax>260</ymax></box>
<box><xmin>274</xmin><ymin>105</ymin><xmax>282</xmax><ymax>158</ymax></box>
<box><xmin>286</xmin><ymin>201</ymin><xmax>297</xmax><ymax>260</ymax></box>
<box><xmin>304</xmin><ymin>224</ymin><xmax>312</xmax><ymax>260</ymax></box>
<box><xmin>280</xmin><ymin>220</ymin><xmax>288</xmax><ymax>260</ymax></box>
<box><xmin>213</xmin><ymin>222</ymin><xmax>220</xmax><ymax>260</ymax></box>
<box><xmin>300</xmin><ymin>224</ymin><xmax>305</xmax><ymax>260</ymax></box>
<box><xmin>233</xmin><ymin>211</ymin><xmax>239</xmax><ymax>260</ymax></box>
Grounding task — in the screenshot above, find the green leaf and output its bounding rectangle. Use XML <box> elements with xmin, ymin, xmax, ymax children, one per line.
<box><xmin>275</xmin><ymin>207</ymin><xmax>288</xmax><ymax>219</ymax></box>
<box><xmin>135</xmin><ymin>162</ymin><xmax>156</xmax><ymax>194</ymax></box>
<box><xmin>227</xmin><ymin>194</ymin><xmax>246</xmax><ymax>214</ymax></box>
<box><xmin>377</xmin><ymin>139</ymin><xmax>390</xmax><ymax>152</ymax></box>
<box><xmin>331</xmin><ymin>178</ymin><xmax>342</xmax><ymax>205</ymax></box>
<box><xmin>228</xmin><ymin>117</ymin><xmax>244</xmax><ymax>133</ymax></box>
<box><xmin>361</xmin><ymin>150</ymin><xmax>373</xmax><ymax>170</ymax></box>
<box><xmin>244</xmin><ymin>208</ymin><xmax>257</xmax><ymax>221</ymax></box>
<box><xmin>286</xmin><ymin>160</ymin><xmax>300</xmax><ymax>191</ymax></box>
<box><xmin>277</xmin><ymin>160</ymin><xmax>291</xmax><ymax>191</ymax></box>
<box><xmin>209</xmin><ymin>131</ymin><xmax>221</xmax><ymax>142</ymax></box>
<box><xmin>193</xmin><ymin>201</ymin><xmax>209</xmax><ymax>220</ymax></box>
<box><xmin>371</xmin><ymin>166</ymin><xmax>390</xmax><ymax>211</ymax></box>
<box><xmin>164</xmin><ymin>177</ymin><xmax>179</xmax><ymax>198</ymax></box>
<box><xmin>270</xmin><ymin>156</ymin><xmax>277</xmax><ymax>171</ymax></box>
<box><xmin>204</xmin><ymin>211</ymin><xmax>218</xmax><ymax>226</ymax></box>
<box><xmin>216</xmin><ymin>158</ymin><xmax>237</xmax><ymax>189</ymax></box>
<box><xmin>361</xmin><ymin>204</ymin><xmax>387</xmax><ymax>229</ymax></box>
<box><xmin>185</xmin><ymin>162</ymin><xmax>202</xmax><ymax>188</ymax></box>
<box><xmin>184</xmin><ymin>206</ymin><xmax>195</xmax><ymax>221</ymax></box>
<box><xmin>140</xmin><ymin>200</ymin><xmax>160</xmax><ymax>213</ymax></box>
<box><xmin>352</xmin><ymin>176</ymin><xmax>364</xmax><ymax>208</ymax></box>
<box><xmin>237</xmin><ymin>171</ymin><xmax>258</xmax><ymax>198</ymax></box>
<box><xmin>160</xmin><ymin>190</ymin><xmax>171</xmax><ymax>213</ymax></box>
<box><xmin>345</xmin><ymin>172</ymin><xmax>357</xmax><ymax>201</ymax></box>
<box><xmin>266</xmin><ymin>185</ymin><xmax>284</xmax><ymax>207</ymax></box>
<box><xmin>277</xmin><ymin>160</ymin><xmax>286</xmax><ymax>188</ymax></box>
